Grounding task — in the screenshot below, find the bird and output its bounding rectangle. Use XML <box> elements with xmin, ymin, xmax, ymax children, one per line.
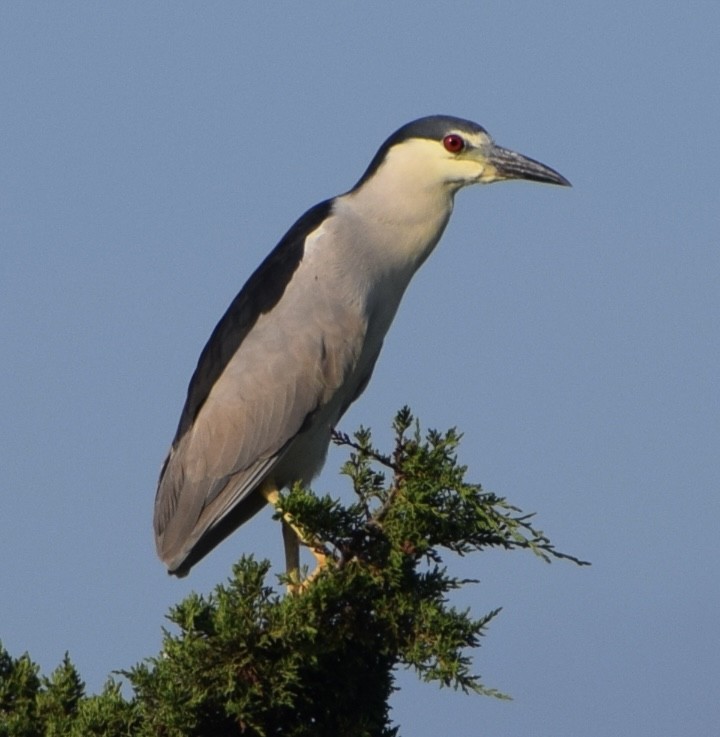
<box><xmin>154</xmin><ymin>114</ymin><xmax>570</xmax><ymax>581</ymax></box>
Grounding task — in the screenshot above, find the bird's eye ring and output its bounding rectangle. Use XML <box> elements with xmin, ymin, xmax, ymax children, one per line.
<box><xmin>443</xmin><ymin>134</ymin><xmax>465</xmax><ymax>153</ymax></box>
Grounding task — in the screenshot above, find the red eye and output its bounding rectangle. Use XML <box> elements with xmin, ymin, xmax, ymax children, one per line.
<box><xmin>443</xmin><ymin>134</ymin><xmax>465</xmax><ymax>153</ymax></box>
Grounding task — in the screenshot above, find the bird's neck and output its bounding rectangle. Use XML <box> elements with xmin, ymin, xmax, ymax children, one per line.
<box><xmin>336</xmin><ymin>180</ymin><xmax>455</xmax><ymax>276</ymax></box>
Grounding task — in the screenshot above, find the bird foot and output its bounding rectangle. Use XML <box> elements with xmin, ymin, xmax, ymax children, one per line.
<box><xmin>260</xmin><ymin>483</ymin><xmax>332</xmax><ymax>593</ymax></box>
<box><xmin>286</xmin><ymin>547</ymin><xmax>331</xmax><ymax>594</ymax></box>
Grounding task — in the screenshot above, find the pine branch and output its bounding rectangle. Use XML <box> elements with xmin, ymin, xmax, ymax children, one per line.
<box><xmin>0</xmin><ymin>408</ymin><xmax>587</xmax><ymax>736</ymax></box>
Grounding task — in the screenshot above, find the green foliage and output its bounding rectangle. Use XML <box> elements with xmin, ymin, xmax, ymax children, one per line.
<box><xmin>0</xmin><ymin>409</ymin><xmax>587</xmax><ymax>736</ymax></box>
<box><xmin>0</xmin><ymin>646</ymin><xmax>42</xmax><ymax>737</ymax></box>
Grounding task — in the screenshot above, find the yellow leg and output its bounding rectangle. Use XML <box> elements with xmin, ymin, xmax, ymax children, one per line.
<box><xmin>260</xmin><ymin>481</ymin><xmax>330</xmax><ymax>592</ymax></box>
<box><xmin>281</xmin><ymin>519</ymin><xmax>300</xmax><ymax>574</ymax></box>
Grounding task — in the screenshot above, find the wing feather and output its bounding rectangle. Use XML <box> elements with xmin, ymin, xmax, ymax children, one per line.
<box><xmin>154</xmin><ymin>199</ymin><xmax>369</xmax><ymax>574</ymax></box>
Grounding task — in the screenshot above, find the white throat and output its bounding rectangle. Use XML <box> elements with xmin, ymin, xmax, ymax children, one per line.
<box><xmin>337</xmin><ymin>139</ymin><xmax>460</xmax><ymax>274</ymax></box>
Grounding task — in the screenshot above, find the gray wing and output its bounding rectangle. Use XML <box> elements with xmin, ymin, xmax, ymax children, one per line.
<box><xmin>154</xmin><ymin>199</ymin><xmax>368</xmax><ymax>574</ymax></box>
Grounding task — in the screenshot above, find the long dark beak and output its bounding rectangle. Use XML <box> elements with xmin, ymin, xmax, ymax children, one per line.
<box><xmin>488</xmin><ymin>145</ymin><xmax>571</xmax><ymax>187</ymax></box>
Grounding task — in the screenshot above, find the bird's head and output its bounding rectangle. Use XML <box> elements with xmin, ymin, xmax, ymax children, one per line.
<box><xmin>352</xmin><ymin>115</ymin><xmax>570</xmax><ymax>197</ymax></box>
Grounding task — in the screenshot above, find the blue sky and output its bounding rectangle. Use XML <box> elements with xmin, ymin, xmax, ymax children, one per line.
<box><xmin>1</xmin><ymin>3</ymin><xmax>718</xmax><ymax>735</ymax></box>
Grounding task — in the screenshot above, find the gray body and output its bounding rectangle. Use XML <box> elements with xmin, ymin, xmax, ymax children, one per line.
<box><xmin>154</xmin><ymin>115</ymin><xmax>569</xmax><ymax>576</ymax></box>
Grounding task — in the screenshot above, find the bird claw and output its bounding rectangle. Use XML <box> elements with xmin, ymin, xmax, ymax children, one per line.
<box><xmin>286</xmin><ymin>547</ymin><xmax>332</xmax><ymax>594</ymax></box>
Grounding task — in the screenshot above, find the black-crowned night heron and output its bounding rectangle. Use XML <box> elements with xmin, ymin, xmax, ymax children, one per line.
<box><xmin>154</xmin><ymin>115</ymin><xmax>569</xmax><ymax>581</ymax></box>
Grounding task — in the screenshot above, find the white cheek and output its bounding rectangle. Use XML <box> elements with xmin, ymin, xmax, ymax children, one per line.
<box><xmin>477</xmin><ymin>163</ymin><xmax>503</xmax><ymax>183</ymax></box>
<box><xmin>449</xmin><ymin>159</ymin><xmax>489</xmax><ymax>185</ymax></box>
